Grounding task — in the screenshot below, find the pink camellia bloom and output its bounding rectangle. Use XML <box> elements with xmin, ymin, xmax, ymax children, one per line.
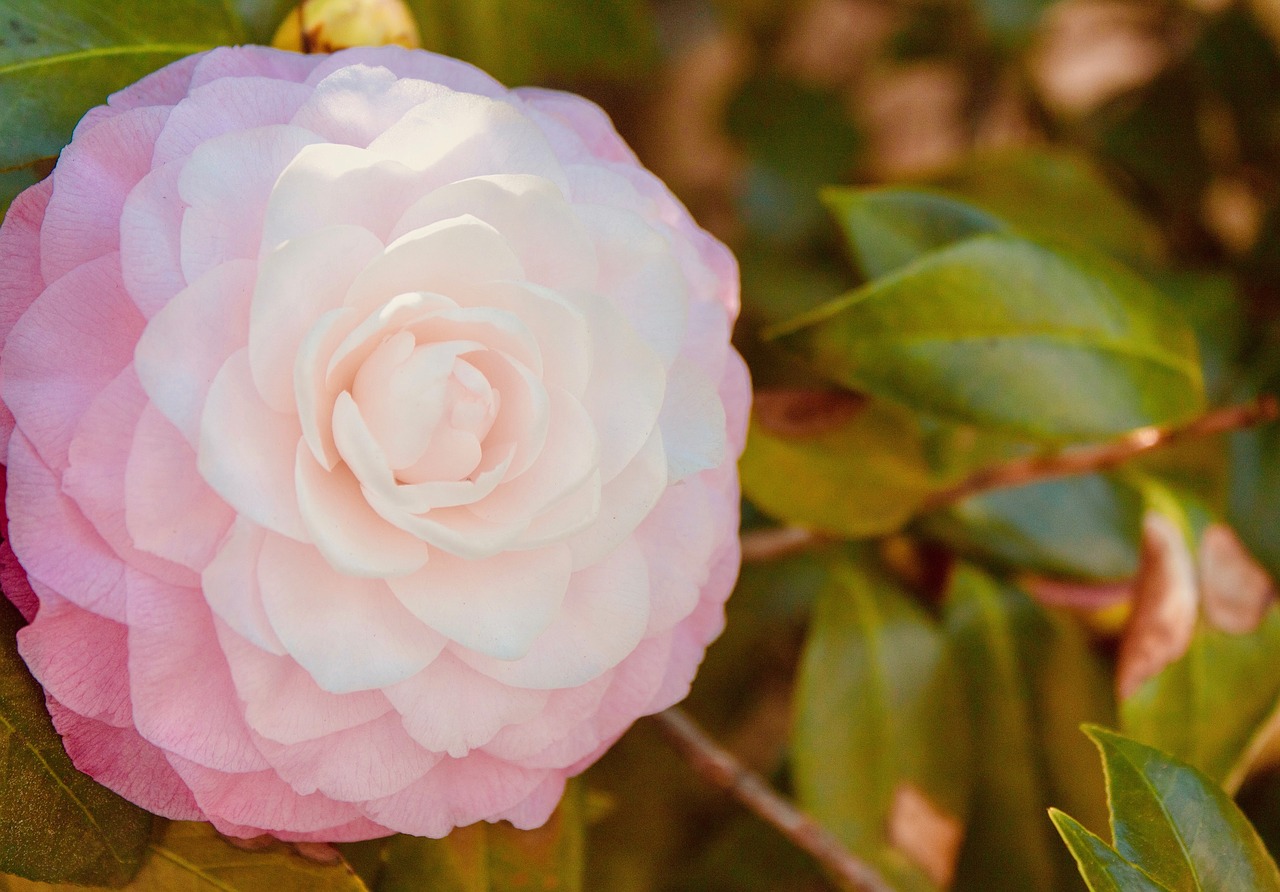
<box><xmin>0</xmin><ymin>46</ymin><xmax>748</xmax><ymax>841</ymax></box>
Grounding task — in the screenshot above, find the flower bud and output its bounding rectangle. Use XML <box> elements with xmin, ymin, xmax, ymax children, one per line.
<box><xmin>272</xmin><ymin>0</ymin><xmax>420</xmax><ymax>53</ymax></box>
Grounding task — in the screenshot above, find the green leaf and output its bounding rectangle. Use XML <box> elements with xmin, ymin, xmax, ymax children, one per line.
<box><xmin>740</xmin><ymin>395</ymin><xmax>935</xmax><ymax>538</ymax></box>
<box><xmin>1123</xmin><ymin>607</ymin><xmax>1280</xmax><ymax>792</ymax></box>
<box><xmin>932</xmin><ymin>149</ymin><xmax>1163</xmax><ymax>267</ymax></box>
<box><xmin>1228</xmin><ymin>419</ymin><xmax>1280</xmax><ymax>581</ymax></box>
<box><xmin>946</xmin><ymin>565</ymin><xmax>1112</xmax><ymax>891</ymax></box>
<box><xmin>1084</xmin><ymin>725</ymin><xmax>1280</xmax><ymax>892</ymax></box>
<box><xmin>822</xmin><ymin>186</ymin><xmax>1007</xmax><ymax>282</ymax></box>
<box><xmin>0</xmin><ymin>821</ymin><xmax>369</xmax><ymax>891</ymax></box>
<box><xmin>918</xmin><ymin>474</ymin><xmax>1144</xmax><ymax>582</ymax></box>
<box><xmin>376</xmin><ymin>780</ymin><xmax>583</xmax><ymax>891</ymax></box>
<box><xmin>770</xmin><ymin>234</ymin><xmax>1205</xmax><ymax>442</ymax></box>
<box><xmin>0</xmin><ymin>0</ymin><xmax>243</xmax><ymax>174</ymax></box>
<box><xmin>406</xmin><ymin>0</ymin><xmax>657</xmax><ymax>86</ymax></box>
<box><xmin>0</xmin><ymin>597</ymin><xmax>152</xmax><ymax>886</ymax></box>
<box><xmin>1049</xmin><ymin>810</ymin><xmax>1173</xmax><ymax>892</ymax></box>
<box><xmin>792</xmin><ymin>550</ymin><xmax>968</xmax><ymax>890</ymax></box>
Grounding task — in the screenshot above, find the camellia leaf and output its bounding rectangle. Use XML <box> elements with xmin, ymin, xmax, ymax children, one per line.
<box><xmin>0</xmin><ymin>821</ymin><xmax>369</xmax><ymax>891</ymax></box>
<box><xmin>932</xmin><ymin>149</ymin><xmax>1163</xmax><ymax>267</ymax></box>
<box><xmin>1049</xmin><ymin>810</ymin><xmax>1172</xmax><ymax>892</ymax></box>
<box><xmin>918</xmin><ymin>474</ymin><xmax>1144</xmax><ymax>582</ymax></box>
<box><xmin>1117</xmin><ymin>485</ymin><xmax>1280</xmax><ymax>792</ymax></box>
<box><xmin>770</xmin><ymin>234</ymin><xmax>1205</xmax><ymax>442</ymax></box>
<box><xmin>791</xmin><ymin>549</ymin><xmax>969</xmax><ymax>890</ymax></box>
<box><xmin>1052</xmin><ymin>726</ymin><xmax>1280</xmax><ymax>892</ymax></box>
<box><xmin>356</xmin><ymin>779</ymin><xmax>583</xmax><ymax>891</ymax></box>
<box><xmin>946</xmin><ymin>565</ymin><xmax>1111</xmax><ymax>891</ymax></box>
<box><xmin>405</xmin><ymin>0</ymin><xmax>656</xmax><ymax>86</ymax></box>
<box><xmin>0</xmin><ymin>0</ymin><xmax>243</xmax><ymax>175</ymax></box>
<box><xmin>822</xmin><ymin>186</ymin><xmax>1006</xmax><ymax>282</ymax></box>
<box><xmin>0</xmin><ymin>596</ymin><xmax>152</xmax><ymax>886</ymax></box>
<box><xmin>740</xmin><ymin>392</ymin><xmax>935</xmax><ymax>538</ymax></box>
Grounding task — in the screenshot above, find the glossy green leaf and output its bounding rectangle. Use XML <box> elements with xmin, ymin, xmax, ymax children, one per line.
<box><xmin>1085</xmin><ymin>726</ymin><xmax>1280</xmax><ymax>892</ymax></box>
<box><xmin>1049</xmin><ymin>810</ymin><xmax>1173</xmax><ymax>892</ymax></box>
<box><xmin>0</xmin><ymin>0</ymin><xmax>242</xmax><ymax>174</ymax></box>
<box><xmin>0</xmin><ymin>597</ymin><xmax>152</xmax><ymax>886</ymax></box>
<box><xmin>933</xmin><ymin>149</ymin><xmax>1163</xmax><ymax>266</ymax></box>
<box><xmin>0</xmin><ymin>821</ymin><xmax>369</xmax><ymax>891</ymax></box>
<box><xmin>375</xmin><ymin>780</ymin><xmax>583</xmax><ymax>891</ymax></box>
<box><xmin>771</xmin><ymin>234</ymin><xmax>1205</xmax><ymax>442</ymax></box>
<box><xmin>1124</xmin><ymin>607</ymin><xmax>1280</xmax><ymax>793</ymax></box>
<box><xmin>406</xmin><ymin>0</ymin><xmax>656</xmax><ymax>86</ymax></box>
<box><xmin>791</xmin><ymin>550</ymin><xmax>969</xmax><ymax>890</ymax></box>
<box><xmin>918</xmin><ymin>474</ymin><xmax>1144</xmax><ymax>582</ymax></box>
<box><xmin>822</xmin><ymin>186</ymin><xmax>1006</xmax><ymax>281</ymax></box>
<box><xmin>946</xmin><ymin>565</ymin><xmax>1112</xmax><ymax>891</ymax></box>
<box><xmin>740</xmin><ymin>397</ymin><xmax>934</xmax><ymax>538</ymax></box>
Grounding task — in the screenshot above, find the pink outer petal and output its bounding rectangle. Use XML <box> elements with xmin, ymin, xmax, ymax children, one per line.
<box><xmin>17</xmin><ymin>596</ymin><xmax>131</xmax><ymax>727</ymax></box>
<box><xmin>118</xmin><ymin>161</ymin><xmax>187</xmax><ymax>319</ymax></box>
<box><xmin>126</xmin><ymin>572</ymin><xmax>270</xmax><ymax>773</ymax></box>
<box><xmin>102</xmin><ymin>52</ymin><xmax>203</xmax><ymax>117</ymax></box>
<box><xmin>153</xmin><ymin>76</ymin><xmax>314</xmax><ymax>166</ymax></box>
<box><xmin>125</xmin><ymin>403</ymin><xmax>235</xmax><ymax>574</ymax></box>
<box><xmin>215</xmin><ymin>618</ymin><xmax>393</xmax><ymax>746</ymax></box>
<box><xmin>305</xmin><ymin>46</ymin><xmax>508</xmax><ymax>97</ymax></box>
<box><xmin>0</xmin><ymin>540</ymin><xmax>37</xmax><ymax>622</ymax></box>
<box><xmin>515</xmin><ymin>88</ymin><xmax>638</xmax><ymax>165</ymax></box>
<box><xmin>40</xmin><ymin>105</ymin><xmax>170</xmax><ymax>284</ymax></box>
<box><xmin>0</xmin><ymin>178</ymin><xmax>52</xmax><ymax>453</ymax></box>
<box><xmin>166</xmin><ymin>753</ymin><xmax>365</xmax><ymax>835</ymax></box>
<box><xmin>384</xmin><ymin>651</ymin><xmax>549</xmax><ymax>758</ymax></box>
<box><xmin>3</xmin><ymin>252</ymin><xmax>145</xmax><ymax>473</ymax></box>
<box><xmin>213</xmin><ymin>815</ymin><xmax>394</xmax><ymax>844</ymax></box>
<box><xmin>252</xmin><ymin>710</ymin><xmax>441</xmax><ymax>802</ymax></box>
<box><xmin>6</xmin><ymin>431</ymin><xmax>128</xmax><ymax>621</ymax></box>
<box><xmin>48</xmin><ymin>701</ymin><xmax>203</xmax><ymax>821</ymax></box>
<box><xmin>135</xmin><ymin>258</ymin><xmax>256</xmax><ymax>446</ymax></box>
<box><xmin>362</xmin><ymin>751</ymin><xmax>553</xmax><ymax>838</ymax></box>
<box><xmin>64</xmin><ymin>366</ymin><xmax>197</xmax><ymax>587</ymax></box>
<box><xmin>491</xmin><ymin>772</ymin><xmax>568</xmax><ymax>830</ymax></box>
<box><xmin>186</xmin><ymin>45</ymin><xmax>321</xmax><ymax>90</ymax></box>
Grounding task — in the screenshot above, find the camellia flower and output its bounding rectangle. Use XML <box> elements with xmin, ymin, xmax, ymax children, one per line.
<box><xmin>0</xmin><ymin>46</ymin><xmax>748</xmax><ymax>840</ymax></box>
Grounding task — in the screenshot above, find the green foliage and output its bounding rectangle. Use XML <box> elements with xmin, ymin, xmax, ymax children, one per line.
<box><xmin>340</xmin><ymin>781</ymin><xmax>582</xmax><ymax>891</ymax></box>
<box><xmin>0</xmin><ymin>597</ymin><xmax>152</xmax><ymax>887</ymax></box>
<box><xmin>791</xmin><ymin>550</ymin><xmax>968</xmax><ymax>889</ymax></box>
<box><xmin>771</xmin><ymin>234</ymin><xmax>1205</xmax><ymax>441</ymax></box>
<box><xmin>919</xmin><ymin>474</ymin><xmax>1144</xmax><ymax>582</ymax></box>
<box><xmin>1053</xmin><ymin>727</ymin><xmax>1280</xmax><ymax>892</ymax></box>
<box><xmin>946</xmin><ymin>565</ymin><xmax>1112</xmax><ymax>892</ymax></box>
<box><xmin>406</xmin><ymin>0</ymin><xmax>656</xmax><ymax>86</ymax></box>
<box><xmin>0</xmin><ymin>821</ymin><xmax>370</xmax><ymax>891</ymax></box>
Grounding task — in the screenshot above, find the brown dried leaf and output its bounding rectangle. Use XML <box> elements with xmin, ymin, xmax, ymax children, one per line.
<box><xmin>1199</xmin><ymin>523</ymin><xmax>1276</xmax><ymax>635</ymax></box>
<box><xmin>1116</xmin><ymin>511</ymin><xmax>1198</xmax><ymax>699</ymax></box>
<box><xmin>887</xmin><ymin>783</ymin><xmax>964</xmax><ymax>888</ymax></box>
<box><xmin>753</xmin><ymin>388</ymin><xmax>867</xmax><ymax>438</ymax></box>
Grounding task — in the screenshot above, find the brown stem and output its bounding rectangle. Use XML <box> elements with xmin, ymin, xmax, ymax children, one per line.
<box><xmin>921</xmin><ymin>395</ymin><xmax>1279</xmax><ymax>511</ymax></box>
<box><xmin>651</xmin><ymin>708</ymin><xmax>894</xmax><ymax>892</ymax></box>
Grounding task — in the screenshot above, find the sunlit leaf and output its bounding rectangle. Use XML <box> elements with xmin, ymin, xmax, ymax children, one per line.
<box><xmin>1068</xmin><ymin>726</ymin><xmax>1280</xmax><ymax>891</ymax></box>
<box><xmin>771</xmin><ymin>234</ymin><xmax>1205</xmax><ymax>441</ymax></box>
<box><xmin>946</xmin><ymin>565</ymin><xmax>1111</xmax><ymax>891</ymax></box>
<box><xmin>1050</xmin><ymin>810</ymin><xmax>1172</xmax><ymax>892</ymax></box>
<box><xmin>792</xmin><ymin>549</ymin><xmax>968</xmax><ymax>889</ymax></box>
<box><xmin>822</xmin><ymin>186</ymin><xmax>1005</xmax><ymax>281</ymax></box>
<box><xmin>740</xmin><ymin>392</ymin><xmax>934</xmax><ymax>538</ymax></box>
<box><xmin>0</xmin><ymin>821</ymin><xmax>368</xmax><ymax>891</ymax></box>
<box><xmin>0</xmin><ymin>597</ymin><xmax>151</xmax><ymax>886</ymax></box>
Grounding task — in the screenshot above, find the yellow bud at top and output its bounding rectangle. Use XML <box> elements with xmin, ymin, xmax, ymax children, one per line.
<box><xmin>272</xmin><ymin>0</ymin><xmax>421</xmax><ymax>53</ymax></box>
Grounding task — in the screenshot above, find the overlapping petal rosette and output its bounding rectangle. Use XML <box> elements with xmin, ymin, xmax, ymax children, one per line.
<box><xmin>0</xmin><ymin>45</ymin><xmax>749</xmax><ymax>840</ymax></box>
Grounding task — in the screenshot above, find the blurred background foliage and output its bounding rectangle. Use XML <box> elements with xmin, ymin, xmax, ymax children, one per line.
<box><xmin>6</xmin><ymin>0</ymin><xmax>1280</xmax><ymax>889</ymax></box>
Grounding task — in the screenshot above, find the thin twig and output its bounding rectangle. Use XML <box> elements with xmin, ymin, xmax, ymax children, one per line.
<box><xmin>651</xmin><ymin>708</ymin><xmax>894</xmax><ymax>892</ymax></box>
<box><xmin>741</xmin><ymin>396</ymin><xmax>1279</xmax><ymax>563</ymax></box>
<box><xmin>921</xmin><ymin>394</ymin><xmax>1279</xmax><ymax>512</ymax></box>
